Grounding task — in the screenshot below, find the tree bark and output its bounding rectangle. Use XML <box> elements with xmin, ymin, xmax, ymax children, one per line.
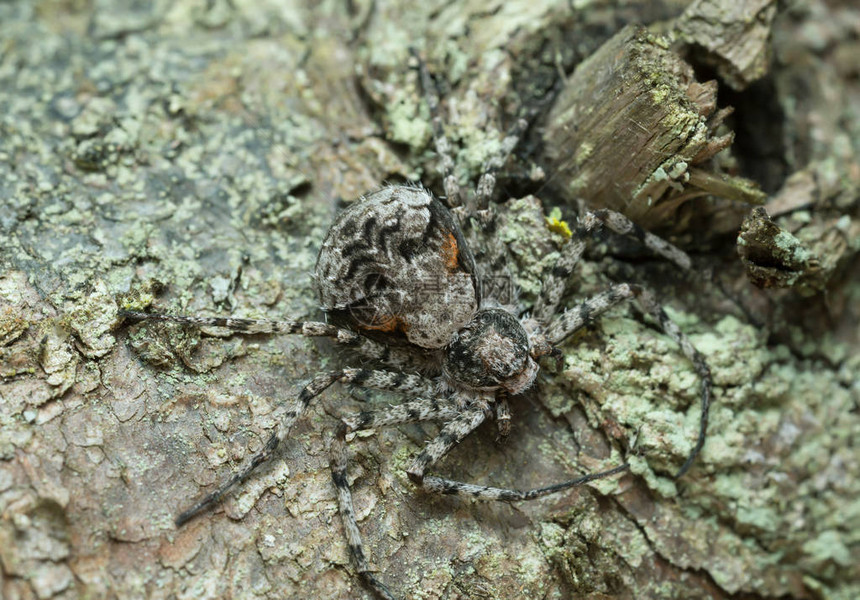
<box><xmin>1</xmin><ymin>2</ymin><xmax>858</xmax><ymax>600</ymax></box>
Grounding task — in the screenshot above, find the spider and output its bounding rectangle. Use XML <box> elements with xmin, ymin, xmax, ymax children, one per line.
<box><xmin>120</xmin><ymin>53</ymin><xmax>712</xmax><ymax>600</ymax></box>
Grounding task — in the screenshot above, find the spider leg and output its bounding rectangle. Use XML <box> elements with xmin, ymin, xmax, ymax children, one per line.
<box><xmin>463</xmin><ymin>204</ymin><xmax>516</xmax><ymax>304</ymax></box>
<box><xmin>349</xmin><ymin>336</ymin><xmax>434</xmax><ymax>371</ymax></box>
<box><xmin>411</xmin><ymin>48</ymin><xmax>462</xmax><ymax>209</ymax></box>
<box><xmin>339</xmin><ymin>367</ymin><xmax>439</xmax><ymax>399</ymax></box>
<box><xmin>330</xmin><ymin>395</ymin><xmax>466</xmax><ymax>600</ymax></box>
<box><xmin>331</xmin><ymin>395</ymin><xmax>628</xmax><ymax>598</ymax></box>
<box><xmin>422</xmin><ymin>463</ymin><xmax>630</xmax><ymax>501</ymax></box>
<box><xmin>331</xmin><ymin>434</ymin><xmax>396</xmax><ymax>600</ymax></box>
<box><xmin>544</xmin><ymin>283</ymin><xmax>640</xmax><ymax>344</ymax></box>
<box><xmin>119</xmin><ymin>310</ymin><xmax>360</xmax><ymax>343</ymax></box>
<box><xmin>584</xmin><ymin>209</ymin><xmax>692</xmax><ymax>271</ymax></box>
<box><xmin>474</xmin><ymin>115</ymin><xmax>530</xmax><ymax>210</ymax></box>
<box><xmin>534</xmin><ymin>208</ymin><xmax>693</xmax><ymax>321</ymax></box>
<box><xmin>628</xmin><ymin>287</ymin><xmax>712</xmax><ymax>478</ymax></box>
<box><xmin>475</xmin><ymin>75</ymin><xmax>563</xmax><ymax>212</ymax></box>
<box><xmin>174</xmin><ymin>368</ymin><xmax>437</xmax><ymax>527</ymax></box>
<box><xmin>406</xmin><ymin>403</ymin><xmax>629</xmax><ymax>501</ymax></box>
<box><xmin>174</xmin><ymin>370</ymin><xmax>342</xmax><ymax>526</ymax></box>
<box><xmin>342</xmin><ymin>396</ymin><xmax>462</xmax><ymax>431</ymax></box>
<box><xmin>495</xmin><ymin>393</ymin><xmax>512</xmax><ymax>441</ymax></box>
<box><xmin>405</xmin><ymin>404</ymin><xmax>489</xmax><ymax>484</ymax></box>
<box><xmin>545</xmin><ymin>283</ymin><xmax>712</xmax><ymax>478</ymax></box>
<box><xmin>121</xmin><ymin>309</ymin><xmax>428</xmax><ymax>370</ymax></box>
<box><xmin>462</xmin><ymin>108</ymin><xmax>541</xmax><ymax>287</ymax></box>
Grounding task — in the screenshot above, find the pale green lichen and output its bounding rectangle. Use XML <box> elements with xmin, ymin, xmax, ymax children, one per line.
<box><xmin>773</xmin><ymin>229</ymin><xmax>814</xmax><ymax>264</ymax></box>
<box><xmin>1</xmin><ymin>2</ymin><xmax>857</xmax><ymax>599</ymax></box>
<box><xmin>575</xmin><ymin>141</ymin><xmax>594</xmax><ymax>164</ymax></box>
<box><xmin>385</xmin><ymin>89</ymin><xmax>432</xmax><ymax>150</ymax></box>
<box><xmin>497</xmin><ymin>196</ymin><xmax>565</xmax><ymax>298</ymax></box>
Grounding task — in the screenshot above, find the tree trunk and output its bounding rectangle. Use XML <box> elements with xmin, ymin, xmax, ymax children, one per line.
<box><xmin>1</xmin><ymin>1</ymin><xmax>857</xmax><ymax>599</ymax></box>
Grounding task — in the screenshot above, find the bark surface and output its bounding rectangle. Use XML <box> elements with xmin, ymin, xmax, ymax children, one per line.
<box><xmin>1</xmin><ymin>2</ymin><xmax>858</xmax><ymax>600</ymax></box>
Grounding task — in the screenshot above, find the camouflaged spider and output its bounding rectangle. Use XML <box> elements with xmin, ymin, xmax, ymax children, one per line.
<box><xmin>120</xmin><ymin>54</ymin><xmax>712</xmax><ymax>600</ymax></box>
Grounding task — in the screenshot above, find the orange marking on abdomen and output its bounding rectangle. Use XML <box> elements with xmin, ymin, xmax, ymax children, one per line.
<box><xmin>441</xmin><ymin>232</ymin><xmax>459</xmax><ymax>271</ymax></box>
<box><xmin>360</xmin><ymin>315</ymin><xmax>409</xmax><ymax>333</ymax></box>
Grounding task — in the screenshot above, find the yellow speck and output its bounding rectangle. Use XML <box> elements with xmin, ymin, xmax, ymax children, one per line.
<box><xmin>545</xmin><ymin>207</ymin><xmax>572</xmax><ymax>239</ymax></box>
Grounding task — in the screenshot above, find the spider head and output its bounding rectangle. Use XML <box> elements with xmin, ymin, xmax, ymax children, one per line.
<box><xmin>444</xmin><ymin>309</ymin><xmax>538</xmax><ymax>394</ymax></box>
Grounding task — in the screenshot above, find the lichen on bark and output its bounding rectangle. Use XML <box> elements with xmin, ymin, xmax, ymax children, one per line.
<box><xmin>1</xmin><ymin>2</ymin><xmax>858</xmax><ymax>600</ymax></box>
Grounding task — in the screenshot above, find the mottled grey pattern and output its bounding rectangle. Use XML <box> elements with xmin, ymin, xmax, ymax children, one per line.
<box><xmin>534</xmin><ymin>207</ymin><xmax>693</xmax><ymax>321</ymax></box>
<box><xmin>119</xmin><ymin>310</ymin><xmax>360</xmax><ymax>342</ymax></box>
<box><xmin>123</xmin><ymin>55</ymin><xmax>715</xmax><ymax>600</ymax></box>
<box><xmin>443</xmin><ymin>308</ymin><xmax>537</xmax><ymax>394</ymax></box>
<box><xmin>316</xmin><ymin>186</ymin><xmax>479</xmax><ymax>348</ymax></box>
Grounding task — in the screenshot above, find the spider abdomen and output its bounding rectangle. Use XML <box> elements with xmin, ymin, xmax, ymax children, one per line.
<box><xmin>315</xmin><ymin>185</ymin><xmax>480</xmax><ymax>349</ymax></box>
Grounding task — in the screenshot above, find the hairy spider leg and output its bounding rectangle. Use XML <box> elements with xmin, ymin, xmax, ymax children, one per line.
<box><xmin>534</xmin><ymin>208</ymin><xmax>693</xmax><ymax>321</ymax></box>
<box><xmin>411</xmin><ymin>48</ymin><xmax>461</xmax><ymax>208</ymax></box>
<box><xmin>405</xmin><ymin>403</ymin><xmax>630</xmax><ymax>498</ymax></box>
<box><xmin>119</xmin><ymin>310</ymin><xmax>361</xmax><ymax>343</ymax></box>
<box><xmin>332</xmin><ymin>392</ymin><xmax>631</xmax><ymax>600</ymax></box>
<box><xmin>474</xmin><ymin>115</ymin><xmax>530</xmax><ymax>211</ymax></box>
<box><xmin>175</xmin><ymin>370</ymin><xmax>341</xmax><ymax>526</ymax></box>
<box><xmin>412</xmin><ymin>49</ymin><xmax>539</xmax><ymax>214</ymax></box>
<box><xmin>331</xmin><ymin>393</ymin><xmax>465</xmax><ymax>600</ymax></box>
<box><xmin>412</xmin><ymin>49</ymin><xmax>539</xmax><ymax>292</ymax></box>
<box><xmin>120</xmin><ymin>309</ymin><xmax>426</xmax><ymax>369</ymax></box>
<box><xmin>494</xmin><ymin>392</ymin><xmax>512</xmax><ymax>441</ymax></box>
<box><xmin>155</xmin><ymin>363</ymin><xmax>437</xmax><ymax>525</ymax></box>
<box><xmin>542</xmin><ymin>283</ymin><xmax>712</xmax><ymax>478</ymax></box>
<box><xmin>473</xmin><ymin>74</ymin><xmax>564</xmax><ymax>210</ymax></box>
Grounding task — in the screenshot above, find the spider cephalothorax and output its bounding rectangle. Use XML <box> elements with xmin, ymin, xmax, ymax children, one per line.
<box><xmin>120</xmin><ymin>55</ymin><xmax>712</xmax><ymax>600</ymax></box>
<box><xmin>444</xmin><ymin>308</ymin><xmax>537</xmax><ymax>394</ymax></box>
